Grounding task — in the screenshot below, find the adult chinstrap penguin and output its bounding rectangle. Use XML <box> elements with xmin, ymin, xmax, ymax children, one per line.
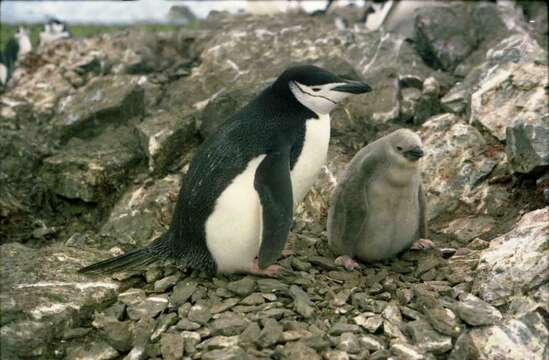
<box><xmin>39</xmin><ymin>19</ymin><xmax>71</xmax><ymax>46</ymax></box>
<box><xmin>80</xmin><ymin>64</ymin><xmax>372</xmax><ymax>276</ymax></box>
<box><xmin>1</xmin><ymin>27</ymin><xmax>32</xmax><ymax>86</ymax></box>
<box><xmin>328</xmin><ymin>128</ymin><xmax>433</xmax><ymax>270</ymax></box>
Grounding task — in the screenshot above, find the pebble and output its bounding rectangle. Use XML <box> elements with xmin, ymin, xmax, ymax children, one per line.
<box><xmin>391</xmin><ymin>342</ymin><xmax>428</xmax><ymax>360</ymax></box>
<box><xmin>154</xmin><ymin>274</ymin><xmax>180</xmax><ymax>293</ymax></box>
<box><xmin>209</xmin><ymin>314</ymin><xmax>248</xmax><ymax>336</ymax></box>
<box><xmin>329</xmin><ymin>323</ymin><xmax>360</xmax><ymax>335</ymax></box>
<box><xmin>256</xmin><ymin>318</ymin><xmax>283</xmax><ymax>348</ymax></box>
<box><xmin>127</xmin><ymin>294</ymin><xmax>169</xmax><ymax>320</ymax></box>
<box><xmin>227</xmin><ymin>276</ymin><xmax>256</xmax><ymax>297</ymax></box>
<box><xmin>405</xmin><ymin>319</ymin><xmax>453</xmax><ymax>354</ymax></box>
<box><xmin>188</xmin><ymin>304</ymin><xmax>212</xmax><ymax>325</ymax></box>
<box><xmin>455</xmin><ymin>293</ymin><xmax>502</xmax><ymax>326</ymax></box>
<box><xmin>169</xmin><ymin>280</ymin><xmax>197</xmax><ymax>307</ymax></box>
<box><xmin>199</xmin><ymin>335</ymin><xmax>239</xmax><ymax>350</ymax></box>
<box><xmin>201</xmin><ymin>346</ymin><xmax>248</xmax><ymax>360</ymax></box>
<box><xmin>336</xmin><ymin>332</ymin><xmax>360</xmax><ymax>354</ymax></box>
<box><xmin>289</xmin><ymin>285</ymin><xmax>315</xmax><ymax>318</ymax></box>
<box><xmin>359</xmin><ymin>335</ymin><xmax>385</xmax><ymax>352</ymax></box>
<box><xmin>160</xmin><ymin>333</ymin><xmax>183</xmax><ymax>360</ymax></box>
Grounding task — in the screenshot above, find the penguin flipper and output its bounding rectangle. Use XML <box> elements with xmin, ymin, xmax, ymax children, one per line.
<box><xmin>254</xmin><ymin>147</ymin><xmax>293</xmax><ymax>269</ymax></box>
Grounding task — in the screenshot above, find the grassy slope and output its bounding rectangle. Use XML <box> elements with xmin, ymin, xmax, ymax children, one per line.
<box><xmin>0</xmin><ymin>23</ymin><xmax>198</xmax><ymax>50</ymax></box>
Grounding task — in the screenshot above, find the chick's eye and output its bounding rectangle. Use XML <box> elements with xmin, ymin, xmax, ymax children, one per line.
<box><xmin>396</xmin><ymin>146</ymin><xmax>403</xmax><ymax>151</ymax></box>
<box><xmin>312</xmin><ymin>88</ymin><xmax>321</xmax><ymax>92</ymax></box>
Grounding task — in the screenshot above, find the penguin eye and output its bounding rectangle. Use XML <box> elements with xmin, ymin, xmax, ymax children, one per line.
<box><xmin>396</xmin><ymin>146</ymin><xmax>403</xmax><ymax>151</ymax></box>
<box><xmin>311</xmin><ymin>87</ymin><xmax>321</xmax><ymax>92</ymax></box>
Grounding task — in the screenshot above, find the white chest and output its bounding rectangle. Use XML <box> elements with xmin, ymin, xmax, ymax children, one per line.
<box><xmin>290</xmin><ymin>113</ymin><xmax>331</xmax><ymax>204</ymax></box>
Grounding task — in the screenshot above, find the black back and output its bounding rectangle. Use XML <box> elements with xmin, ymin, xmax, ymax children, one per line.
<box><xmin>166</xmin><ymin>81</ymin><xmax>317</xmax><ymax>274</ymax></box>
<box><xmin>3</xmin><ymin>38</ymin><xmax>19</xmax><ymax>72</ymax></box>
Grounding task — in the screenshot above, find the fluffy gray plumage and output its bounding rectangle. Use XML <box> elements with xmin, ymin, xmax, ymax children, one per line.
<box><xmin>328</xmin><ymin>128</ymin><xmax>427</xmax><ymax>262</ymax></box>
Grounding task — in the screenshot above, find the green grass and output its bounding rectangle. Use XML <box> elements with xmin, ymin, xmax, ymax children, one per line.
<box><xmin>0</xmin><ymin>22</ymin><xmax>201</xmax><ymax>50</ymax></box>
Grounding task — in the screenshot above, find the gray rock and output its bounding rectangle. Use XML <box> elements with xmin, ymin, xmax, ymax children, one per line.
<box><xmin>359</xmin><ymin>335</ymin><xmax>385</xmax><ymax>352</ymax></box>
<box><xmin>391</xmin><ymin>342</ymin><xmax>429</xmax><ymax>360</ymax></box>
<box><xmin>355</xmin><ymin>314</ymin><xmax>383</xmax><ymax>333</ymax></box>
<box><xmin>449</xmin><ymin>311</ymin><xmax>548</xmax><ymax>360</ymax></box>
<box><xmin>329</xmin><ymin>323</ymin><xmax>360</xmax><ymax>336</ymax></box>
<box><xmin>188</xmin><ymin>304</ymin><xmax>212</xmax><ymax>325</ymax></box>
<box><xmin>506</xmin><ymin>115</ymin><xmax>549</xmax><ymax>174</ymax></box>
<box><xmin>101</xmin><ymin>174</ymin><xmax>180</xmax><ymax>248</ymax></box>
<box><xmin>256</xmin><ymin>318</ymin><xmax>283</xmax><ymax>348</ymax></box>
<box><xmin>211</xmin><ymin>298</ymin><xmax>240</xmax><ymax>314</ymax></box>
<box><xmin>118</xmin><ymin>288</ymin><xmax>146</xmax><ymax>306</ymax></box>
<box><xmin>40</xmin><ymin>126</ymin><xmax>144</xmax><ymax>203</ymax></box>
<box><xmin>405</xmin><ymin>319</ymin><xmax>453</xmax><ymax>354</ymax></box>
<box><xmin>127</xmin><ymin>294</ymin><xmax>169</xmax><ymax>320</ymax></box>
<box><xmin>425</xmin><ymin>307</ymin><xmax>461</xmax><ymax>337</ymax></box>
<box><xmin>351</xmin><ymin>293</ymin><xmax>387</xmax><ymax>313</ymax></box>
<box><xmin>65</xmin><ymin>340</ymin><xmax>119</xmax><ymax>360</ymax></box>
<box><xmin>54</xmin><ymin>75</ymin><xmax>144</xmax><ymax>140</ymax></box>
<box><xmin>382</xmin><ymin>301</ymin><xmax>402</xmax><ymax>325</ymax></box>
<box><xmin>226</xmin><ymin>276</ymin><xmax>256</xmax><ymax>297</ymax></box>
<box><xmin>160</xmin><ymin>332</ymin><xmax>184</xmax><ymax>360</ymax></box>
<box><xmin>154</xmin><ymin>274</ymin><xmax>181</xmax><ymax>293</ymax></box>
<box><xmin>281</xmin><ymin>341</ymin><xmax>321</xmax><ymax>360</ymax></box>
<box><xmin>0</xmin><ymin>243</ymin><xmax>119</xmax><ymax>357</ymax></box>
<box><xmin>414</xmin><ymin>4</ymin><xmax>478</xmax><ymax>71</ymax></box>
<box><xmin>337</xmin><ymin>332</ymin><xmax>360</xmax><ymax>354</ymax></box>
<box><xmin>92</xmin><ymin>312</ymin><xmax>133</xmax><ymax>352</ymax></box>
<box><xmin>455</xmin><ymin>293</ymin><xmax>502</xmax><ymax>326</ymax></box>
<box><xmin>199</xmin><ymin>335</ymin><xmax>239</xmax><ymax>350</ymax></box>
<box><xmin>440</xmin><ymin>215</ymin><xmax>495</xmax><ymax>243</ymax></box>
<box><xmin>289</xmin><ymin>285</ymin><xmax>314</xmax><ymax>319</ymax></box>
<box><xmin>257</xmin><ymin>278</ymin><xmax>288</xmax><ymax>293</ymax></box>
<box><xmin>175</xmin><ymin>319</ymin><xmax>201</xmax><ymax>331</ymax></box>
<box><xmin>210</xmin><ymin>314</ymin><xmax>248</xmax><ymax>336</ymax></box>
<box><xmin>150</xmin><ymin>312</ymin><xmax>178</xmax><ymax>342</ymax></box>
<box><xmin>170</xmin><ymin>279</ymin><xmax>198</xmax><ymax>307</ymax></box>
<box><xmin>137</xmin><ymin>110</ymin><xmax>195</xmax><ymax>174</ymax></box>
<box><xmin>201</xmin><ymin>346</ymin><xmax>249</xmax><ymax>360</ymax></box>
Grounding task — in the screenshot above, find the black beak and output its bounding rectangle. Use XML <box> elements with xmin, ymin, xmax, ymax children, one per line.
<box><xmin>404</xmin><ymin>146</ymin><xmax>424</xmax><ymax>161</ymax></box>
<box><xmin>332</xmin><ymin>80</ymin><xmax>372</xmax><ymax>94</ymax></box>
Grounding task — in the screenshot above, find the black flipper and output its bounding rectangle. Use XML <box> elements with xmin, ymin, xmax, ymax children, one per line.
<box><xmin>78</xmin><ymin>236</ymin><xmax>168</xmax><ymax>274</ymax></box>
<box><xmin>254</xmin><ymin>147</ymin><xmax>293</xmax><ymax>269</ymax></box>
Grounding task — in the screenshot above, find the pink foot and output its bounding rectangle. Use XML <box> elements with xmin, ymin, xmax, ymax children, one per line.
<box><xmin>247</xmin><ymin>259</ymin><xmax>282</xmax><ymax>276</ymax></box>
<box><xmin>411</xmin><ymin>238</ymin><xmax>435</xmax><ymax>250</ymax></box>
<box><xmin>335</xmin><ymin>255</ymin><xmax>361</xmax><ymax>271</ymax></box>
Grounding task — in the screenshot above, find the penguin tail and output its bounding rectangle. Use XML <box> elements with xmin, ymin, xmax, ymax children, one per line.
<box><xmin>78</xmin><ymin>236</ymin><xmax>170</xmax><ymax>275</ymax></box>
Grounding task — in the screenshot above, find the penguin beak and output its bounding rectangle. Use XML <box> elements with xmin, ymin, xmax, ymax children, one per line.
<box><xmin>332</xmin><ymin>80</ymin><xmax>372</xmax><ymax>94</ymax></box>
<box><xmin>404</xmin><ymin>146</ymin><xmax>424</xmax><ymax>161</ymax></box>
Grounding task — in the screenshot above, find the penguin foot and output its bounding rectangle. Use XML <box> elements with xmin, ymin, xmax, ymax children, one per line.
<box><xmin>247</xmin><ymin>260</ymin><xmax>282</xmax><ymax>276</ymax></box>
<box><xmin>411</xmin><ymin>238</ymin><xmax>435</xmax><ymax>250</ymax></box>
<box><xmin>334</xmin><ymin>255</ymin><xmax>360</xmax><ymax>271</ymax></box>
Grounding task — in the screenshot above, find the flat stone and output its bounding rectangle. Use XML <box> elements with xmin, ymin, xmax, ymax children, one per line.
<box><xmin>329</xmin><ymin>323</ymin><xmax>360</xmax><ymax>336</ymax></box>
<box><xmin>175</xmin><ymin>319</ymin><xmax>201</xmax><ymax>331</ymax></box>
<box><xmin>188</xmin><ymin>304</ymin><xmax>212</xmax><ymax>325</ymax></box>
<box><xmin>211</xmin><ymin>298</ymin><xmax>239</xmax><ymax>314</ymax></box>
<box><xmin>65</xmin><ymin>340</ymin><xmax>119</xmax><ymax>360</ymax></box>
<box><xmin>281</xmin><ymin>329</ymin><xmax>313</xmax><ymax>343</ymax></box>
<box><xmin>425</xmin><ymin>307</ymin><xmax>461</xmax><ymax>337</ymax></box>
<box><xmin>356</xmin><ymin>315</ymin><xmax>383</xmax><ymax>333</ymax></box>
<box><xmin>170</xmin><ymin>279</ymin><xmax>197</xmax><ymax>307</ymax></box>
<box><xmin>256</xmin><ymin>278</ymin><xmax>288</xmax><ymax>293</ymax></box>
<box><xmin>201</xmin><ymin>346</ymin><xmax>249</xmax><ymax>360</ymax></box>
<box><xmin>281</xmin><ymin>341</ymin><xmax>321</xmax><ymax>360</ymax></box>
<box><xmin>151</xmin><ymin>313</ymin><xmax>178</xmax><ymax>342</ymax></box>
<box><xmin>382</xmin><ymin>301</ymin><xmax>402</xmax><ymax>325</ymax></box>
<box><xmin>153</xmin><ymin>274</ymin><xmax>180</xmax><ymax>293</ymax></box>
<box><xmin>455</xmin><ymin>293</ymin><xmax>502</xmax><ymax>326</ymax></box>
<box><xmin>199</xmin><ymin>335</ymin><xmax>239</xmax><ymax>350</ymax></box>
<box><xmin>336</xmin><ymin>332</ymin><xmax>360</xmax><ymax>354</ymax></box>
<box><xmin>405</xmin><ymin>319</ymin><xmax>453</xmax><ymax>354</ymax></box>
<box><xmin>127</xmin><ymin>294</ymin><xmax>169</xmax><ymax>320</ymax></box>
<box><xmin>289</xmin><ymin>285</ymin><xmax>314</xmax><ymax>319</ymax></box>
<box><xmin>227</xmin><ymin>276</ymin><xmax>256</xmax><ymax>297</ymax></box>
<box><xmin>256</xmin><ymin>318</ymin><xmax>283</xmax><ymax>348</ymax></box>
<box><xmin>391</xmin><ymin>342</ymin><xmax>428</xmax><ymax>360</ymax></box>
<box><xmin>92</xmin><ymin>312</ymin><xmax>133</xmax><ymax>352</ymax></box>
<box><xmin>359</xmin><ymin>335</ymin><xmax>385</xmax><ymax>352</ymax></box>
<box><xmin>240</xmin><ymin>293</ymin><xmax>265</xmax><ymax>305</ymax></box>
<box><xmin>351</xmin><ymin>293</ymin><xmax>387</xmax><ymax>313</ymax></box>
<box><xmin>323</xmin><ymin>350</ymin><xmax>349</xmax><ymax>360</ymax></box>
<box><xmin>209</xmin><ymin>314</ymin><xmax>248</xmax><ymax>336</ymax></box>
<box><xmin>160</xmin><ymin>333</ymin><xmax>183</xmax><ymax>360</ymax></box>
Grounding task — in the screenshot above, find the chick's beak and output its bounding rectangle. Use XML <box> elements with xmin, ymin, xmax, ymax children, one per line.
<box><xmin>404</xmin><ymin>146</ymin><xmax>424</xmax><ymax>161</ymax></box>
<box><xmin>332</xmin><ymin>80</ymin><xmax>372</xmax><ymax>94</ymax></box>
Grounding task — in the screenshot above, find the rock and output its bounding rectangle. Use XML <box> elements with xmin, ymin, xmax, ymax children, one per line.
<box><xmin>209</xmin><ymin>314</ymin><xmax>248</xmax><ymax>336</ymax></box>
<box><xmin>337</xmin><ymin>332</ymin><xmax>360</xmax><ymax>354</ymax></box>
<box><xmin>256</xmin><ymin>318</ymin><xmax>283</xmax><ymax>348</ymax></box>
<box><xmin>381</xmin><ymin>301</ymin><xmax>402</xmax><ymax>325</ymax></box>
<box><xmin>391</xmin><ymin>342</ymin><xmax>429</xmax><ymax>360</ymax></box>
<box><xmin>405</xmin><ymin>319</ymin><xmax>453</xmax><ymax>354</ymax></box>
<box><xmin>425</xmin><ymin>307</ymin><xmax>461</xmax><ymax>338</ymax></box>
<box><xmin>440</xmin><ymin>215</ymin><xmax>495</xmax><ymax>243</ymax></box>
<box><xmin>226</xmin><ymin>276</ymin><xmax>256</xmax><ymax>297</ymax></box>
<box><xmin>211</xmin><ymin>298</ymin><xmax>239</xmax><ymax>314</ymax></box>
<box><xmin>137</xmin><ymin>110</ymin><xmax>196</xmax><ymax>175</ymax></box>
<box><xmin>329</xmin><ymin>323</ymin><xmax>360</xmax><ymax>336</ymax></box>
<box><xmin>101</xmin><ymin>174</ymin><xmax>180</xmax><ymax>248</ymax></box>
<box><xmin>154</xmin><ymin>274</ymin><xmax>181</xmax><ymax>293</ymax></box>
<box><xmin>92</xmin><ymin>312</ymin><xmax>133</xmax><ymax>352</ymax></box>
<box><xmin>351</xmin><ymin>293</ymin><xmax>387</xmax><ymax>313</ymax></box>
<box><xmin>188</xmin><ymin>304</ymin><xmax>212</xmax><ymax>325</ymax></box>
<box><xmin>65</xmin><ymin>340</ymin><xmax>119</xmax><ymax>360</ymax></box>
<box><xmin>170</xmin><ymin>279</ymin><xmax>197</xmax><ymax>307</ymax></box>
<box><xmin>359</xmin><ymin>335</ymin><xmax>385</xmax><ymax>352</ymax></box>
<box><xmin>449</xmin><ymin>311</ymin><xmax>548</xmax><ymax>360</ymax></box>
<box><xmin>281</xmin><ymin>341</ymin><xmax>321</xmax><ymax>360</ymax></box>
<box><xmin>127</xmin><ymin>294</ymin><xmax>169</xmax><ymax>320</ymax></box>
<box><xmin>54</xmin><ymin>75</ymin><xmax>144</xmax><ymax>140</ymax></box>
<box><xmin>0</xmin><ymin>243</ymin><xmax>118</xmax><ymax>358</ymax></box>
<box><xmin>506</xmin><ymin>114</ymin><xmax>549</xmax><ymax>174</ymax></box>
<box><xmin>421</xmin><ymin>113</ymin><xmax>504</xmax><ymax>219</ymax></box>
<box><xmin>289</xmin><ymin>285</ymin><xmax>314</xmax><ymax>318</ymax></box>
<box><xmin>40</xmin><ymin>126</ymin><xmax>144</xmax><ymax>203</ymax></box>
<box><xmin>150</xmin><ymin>313</ymin><xmax>178</xmax><ymax>342</ymax></box>
<box><xmin>256</xmin><ymin>278</ymin><xmax>288</xmax><ymax>293</ymax></box>
<box><xmin>323</xmin><ymin>350</ymin><xmax>349</xmax><ymax>360</ymax></box>
<box><xmin>474</xmin><ymin>208</ymin><xmax>549</xmax><ymax>304</ymax></box>
<box><xmin>455</xmin><ymin>293</ymin><xmax>502</xmax><ymax>326</ymax></box>
<box><xmin>199</xmin><ymin>335</ymin><xmax>239</xmax><ymax>350</ymax></box>
<box><xmin>160</xmin><ymin>332</ymin><xmax>184</xmax><ymax>360</ymax></box>
<box><xmin>201</xmin><ymin>346</ymin><xmax>249</xmax><ymax>360</ymax></box>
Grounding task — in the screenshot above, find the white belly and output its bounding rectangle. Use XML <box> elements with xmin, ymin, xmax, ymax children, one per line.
<box><xmin>0</xmin><ymin>64</ymin><xmax>7</xmax><ymax>85</ymax></box>
<box><xmin>291</xmin><ymin>114</ymin><xmax>331</xmax><ymax>204</ymax></box>
<box><xmin>205</xmin><ymin>155</ymin><xmax>265</xmax><ymax>273</ymax></box>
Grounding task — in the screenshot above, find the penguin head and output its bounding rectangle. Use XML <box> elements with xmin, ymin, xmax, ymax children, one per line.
<box><xmin>273</xmin><ymin>65</ymin><xmax>371</xmax><ymax>114</ymax></box>
<box><xmin>50</xmin><ymin>20</ymin><xmax>65</xmax><ymax>34</ymax></box>
<box><xmin>388</xmin><ymin>129</ymin><xmax>424</xmax><ymax>165</ymax></box>
<box><xmin>15</xmin><ymin>26</ymin><xmax>30</xmax><ymax>39</ymax></box>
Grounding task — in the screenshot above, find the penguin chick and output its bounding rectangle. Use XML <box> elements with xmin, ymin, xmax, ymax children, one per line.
<box><xmin>79</xmin><ymin>64</ymin><xmax>372</xmax><ymax>276</ymax></box>
<box><xmin>328</xmin><ymin>129</ymin><xmax>431</xmax><ymax>270</ymax></box>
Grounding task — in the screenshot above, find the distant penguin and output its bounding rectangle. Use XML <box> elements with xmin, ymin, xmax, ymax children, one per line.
<box><xmin>39</xmin><ymin>19</ymin><xmax>70</xmax><ymax>46</ymax></box>
<box><xmin>0</xmin><ymin>52</ymin><xmax>7</xmax><ymax>86</ymax></box>
<box><xmin>1</xmin><ymin>26</ymin><xmax>31</xmax><ymax>85</ymax></box>
<box><xmin>328</xmin><ymin>129</ymin><xmax>433</xmax><ymax>270</ymax></box>
<box><xmin>79</xmin><ymin>65</ymin><xmax>372</xmax><ymax>276</ymax></box>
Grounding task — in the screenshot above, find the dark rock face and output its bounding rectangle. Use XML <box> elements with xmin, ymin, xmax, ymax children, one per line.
<box><xmin>0</xmin><ymin>2</ymin><xmax>547</xmax><ymax>359</ymax></box>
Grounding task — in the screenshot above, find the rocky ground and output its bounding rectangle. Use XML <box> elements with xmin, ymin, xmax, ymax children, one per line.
<box><xmin>1</xmin><ymin>2</ymin><xmax>548</xmax><ymax>359</ymax></box>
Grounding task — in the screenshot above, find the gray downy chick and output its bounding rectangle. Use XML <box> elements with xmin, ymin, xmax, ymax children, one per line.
<box><xmin>327</xmin><ymin>128</ymin><xmax>432</xmax><ymax>270</ymax></box>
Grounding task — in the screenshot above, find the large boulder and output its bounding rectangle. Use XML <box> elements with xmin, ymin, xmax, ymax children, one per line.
<box><xmin>0</xmin><ymin>242</ymin><xmax>119</xmax><ymax>358</ymax></box>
